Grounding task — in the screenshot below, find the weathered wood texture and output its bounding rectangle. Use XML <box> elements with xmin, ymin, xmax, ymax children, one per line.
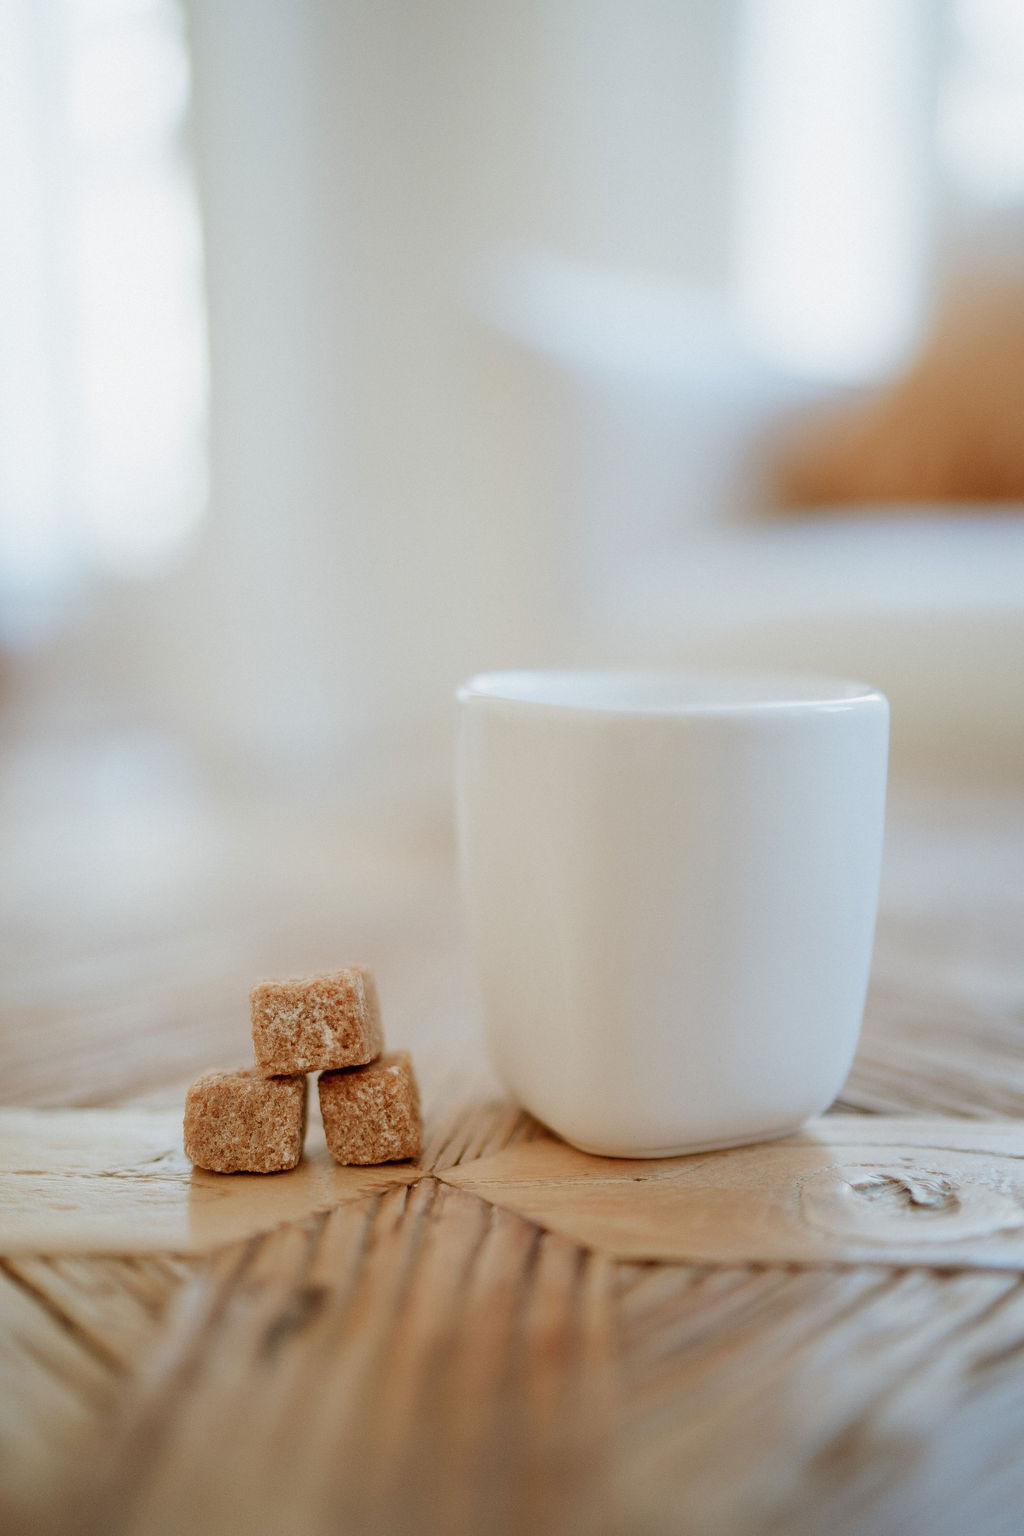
<box><xmin>443</xmin><ymin>1117</ymin><xmax>1024</xmax><ymax>1268</ymax></box>
<box><xmin>12</xmin><ymin>1110</ymin><xmax>1024</xmax><ymax>1268</ymax></box>
<box><xmin>52</xmin><ymin>1185</ymin><xmax>614</xmax><ymax>1536</ymax></box>
<box><xmin>615</xmin><ymin>1262</ymin><xmax>1024</xmax><ymax>1536</ymax></box>
<box><xmin>1</xmin><ymin>750</ymin><xmax>1023</xmax><ymax>1535</ymax></box>
<box><xmin>0</xmin><ymin>1110</ymin><xmax>419</xmax><ymax>1254</ymax></box>
<box><xmin>0</xmin><ymin>1251</ymin><xmax>190</xmax><ymax>1530</ymax></box>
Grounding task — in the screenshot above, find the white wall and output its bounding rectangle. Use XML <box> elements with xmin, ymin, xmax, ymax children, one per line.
<box><xmin>159</xmin><ymin>0</ymin><xmax>745</xmax><ymax>778</ymax></box>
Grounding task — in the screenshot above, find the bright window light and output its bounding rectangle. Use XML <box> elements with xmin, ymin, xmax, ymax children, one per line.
<box><xmin>732</xmin><ymin>0</ymin><xmax>932</xmax><ymax>384</ymax></box>
<box><xmin>0</xmin><ymin>0</ymin><xmax>207</xmax><ymax>623</ymax></box>
<box><xmin>940</xmin><ymin>0</ymin><xmax>1024</xmax><ymax>203</ymax></box>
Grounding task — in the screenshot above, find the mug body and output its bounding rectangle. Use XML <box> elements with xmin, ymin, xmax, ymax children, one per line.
<box><xmin>456</xmin><ymin>670</ymin><xmax>889</xmax><ymax>1157</ymax></box>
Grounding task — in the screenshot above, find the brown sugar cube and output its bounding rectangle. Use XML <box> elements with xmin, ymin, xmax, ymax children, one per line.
<box><xmin>250</xmin><ymin>966</ymin><xmax>384</xmax><ymax>1077</ymax></box>
<box><xmin>318</xmin><ymin>1051</ymin><xmax>422</xmax><ymax>1165</ymax></box>
<box><xmin>184</xmin><ymin>1069</ymin><xmax>307</xmax><ymax>1173</ymax></box>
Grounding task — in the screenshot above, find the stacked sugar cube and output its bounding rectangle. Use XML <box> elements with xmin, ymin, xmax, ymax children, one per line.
<box><xmin>184</xmin><ymin>966</ymin><xmax>422</xmax><ymax>1173</ymax></box>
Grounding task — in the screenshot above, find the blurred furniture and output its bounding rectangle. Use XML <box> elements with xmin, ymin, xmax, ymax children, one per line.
<box><xmin>483</xmin><ymin>254</ymin><xmax>1024</xmax><ymax>784</ymax></box>
<box><xmin>2</xmin><ymin>732</ymin><xmax>1024</xmax><ymax>1534</ymax></box>
<box><xmin>780</xmin><ymin>254</ymin><xmax>1024</xmax><ymax>506</ymax></box>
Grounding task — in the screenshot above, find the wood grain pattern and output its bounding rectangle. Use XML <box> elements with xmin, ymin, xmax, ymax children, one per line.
<box><xmin>18</xmin><ymin>1104</ymin><xmax>1024</xmax><ymax>1269</ymax></box>
<box><xmin>443</xmin><ymin>1117</ymin><xmax>1024</xmax><ymax>1268</ymax></box>
<box><xmin>36</xmin><ymin>1185</ymin><xmax>614</xmax><ymax>1536</ymax></box>
<box><xmin>2</xmin><ymin>1254</ymin><xmax>190</xmax><ymax>1370</ymax></box>
<box><xmin>0</xmin><ymin>1109</ymin><xmax>418</xmax><ymax>1255</ymax></box>
<box><xmin>612</xmin><ymin>1261</ymin><xmax>1024</xmax><ymax>1535</ymax></box>
<box><xmin>0</xmin><ymin>1260</ymin><xmax>118</xmax><ymax>1524</ymax></box>
<box><xmin>0</xmin><ymin>754</ymin><xmax>1022</xmax><ymax>1536</ymax></box>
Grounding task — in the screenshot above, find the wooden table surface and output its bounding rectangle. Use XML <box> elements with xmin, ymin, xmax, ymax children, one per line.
<box><xmin>2</xmin><ymin>730</ymin><xmax>1023</xmax><ymax>1536</ymax></box>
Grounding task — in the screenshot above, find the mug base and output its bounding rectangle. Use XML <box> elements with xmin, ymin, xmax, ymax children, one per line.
<box><xmin>562</xmin><ymin>1121</ymin><xmax>807</xmax><ymax>1160</ymax></box>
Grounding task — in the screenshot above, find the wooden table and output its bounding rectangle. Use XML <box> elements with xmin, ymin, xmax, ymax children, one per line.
<box><xmin>2</xmin><ymin>731</ymin><xmax>1023</xmax><ymax>1535</ymax></box>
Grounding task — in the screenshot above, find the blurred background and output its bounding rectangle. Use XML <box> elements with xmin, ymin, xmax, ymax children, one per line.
<box><xmin>2</xmin><ymin>0</ymin><xmax>1023</xmax><ymax>831</ymax></box>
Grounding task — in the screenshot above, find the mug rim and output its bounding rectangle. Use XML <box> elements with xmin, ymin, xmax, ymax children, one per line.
<box><xmin>457</xmin><ymin>668</ymin><xmax>886</xmax><ymax>718</ymax></box>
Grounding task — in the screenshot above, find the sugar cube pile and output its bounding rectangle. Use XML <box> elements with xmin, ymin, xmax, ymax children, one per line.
<box><xmin>184</xmin><ymin>966</ymin><xmax>422</xmax><ymax>1174</ymax></box>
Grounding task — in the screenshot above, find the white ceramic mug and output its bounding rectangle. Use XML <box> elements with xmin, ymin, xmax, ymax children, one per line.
<box><xmin>456</xmin><ymin>670</ymin><xmax>889</xmax><ymax>1157</ymax></box>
